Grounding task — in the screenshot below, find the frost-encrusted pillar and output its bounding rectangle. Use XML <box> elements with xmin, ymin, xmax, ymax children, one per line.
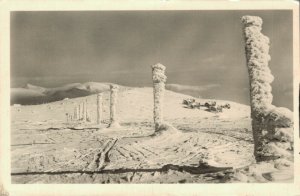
<box><xmin>241</xmin><ymin>15</ymin><xmax>293</xmax><ymax>163</ymax></box>
<box><xmin>85</xmin><ymin>99</ymin><xmax>88</xmax><ymax>122</ymax></box>
<box><xmin>74</xmin><ymin>107</ymin><xmax>77</xmax><ymax>121</ymax></box>
<box><xmin>97</xmin><ymin>93</ymin><xmax>103</xmax><ymax>125</ymax></box>
<box><xmin>66</xmin><ymin>113</ymin><xmax>69</xmax><ymax>122</ymax></box>
<box><xmin>151</xmin><ymin>63</ymin><xmax>167</xmax><ymax>131</ymax></box>
<box><xmin>78</xmin><ymin>104</ymin><xmax>82</xmax><ymax>121</ymax></box>
<box><xmin>76</xmin><ymin>106</ymin><xmax>80</xmax><ymax>121</ymax></box>
<box><xmin>82</xmin><ymin>102</ymin><xmax>86</xmax><ymax>122</ymax></box>
<box><xmin>108</xmin><ymin>84</ymin><xmax>120</xmax><ymax>128</ymax></box>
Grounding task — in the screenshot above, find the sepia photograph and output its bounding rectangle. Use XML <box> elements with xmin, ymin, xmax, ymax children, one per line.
<box><xmin>0</xmin><ymin>1</ymin><xmax>299</xmax><ymax>195</ymax></box>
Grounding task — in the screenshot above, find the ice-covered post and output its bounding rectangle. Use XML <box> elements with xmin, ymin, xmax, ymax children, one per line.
<box><xmin>76</xmin><ymin>106</ymin><xmax>80</xmax><ymax>121</ymax></box>
<box><xmin>151</xmin><ymin>63</ymin><xmax>167</xmax><ymax>131</ymax></box>
<box><xmin>241</xmin><ymin>16</ymin><xmax>293</xmax><ymax>163</ymax></box>
<box><xmin>66</xmin><ymin>113</ymin><xmax>69</xmax><ymax>123</ymax></box>
<box><xmin>73</xmin><ymin>107</ymin><xmax>77</xmax><ymax>121</ymax></box>
<box><xmin>108</xmin><ymin>84</ymin><xmax>120</xmax><ymax>128</ymax></box>
<box><xmin>87</xmin><ymin>110</ymin><xmax>91</xmax><ymax>122</ymax></box>
<box><xmin>82</xmin><ymin>102</ymin><xmax>86</xmax><ymax>122</ymax></box>
<box><xmin>84</xmin><ymin>99</ymin><xmax>88</xmax><ymax>122</ymax></box>
<box><xmin>97</xmin><ymin>93</ymin><xmax>103</xmax><ymax>125</ymax></box>
<box><xmin>78</xmin><ymin>104</ymin><xmax>82</xmax><ymax>121</ymax></box>
<box><xmin>241</xmin><ymin>15</ymin><xmax>273</xmax><ymax>161</ymax></box>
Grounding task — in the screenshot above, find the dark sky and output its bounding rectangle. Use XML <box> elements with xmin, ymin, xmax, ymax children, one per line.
<box><xmin>10</xmin><ymin>10</ymin><xmax>293</xmax><ymax>109</ymax></box>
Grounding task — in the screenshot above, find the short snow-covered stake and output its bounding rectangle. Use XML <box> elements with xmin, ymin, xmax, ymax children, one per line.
<box><xmin>97</xmin><ymin>93</ymin><xmax>103</xmax><ymax>125</ymax></box>
<box><xmin>66</xmin><ymin>113</ymin><xmax>69</xmax><ymax>122</ymax></box>
<box><xmin>76</xmin><ymin>106</ymin><xmax>80</xmax><ymax>121</ymax></box>
<box><xmin>241</xmin><ymin>16</ymin><xmax>293</xmax><ymax>166</ymax></box>
<box><xmin>151</xmin><ymin>63</ymin><xmax>177</xmax><ymax>134</ymax></box>
<box><xmin>78</xmin><ymin>104</ymin><xmax>82</xmax><ymax>120</ymax></box>
<box><xmin>73</xmin><ymin>107</ymin><xmax>77</xmax><ymax>121</ymax></box>
<box><xmin>82</xmin><ymin>102</ymin><xmax>86</xmax><ymax>122</ymax></box>
<box><xmin>84</xmin><ymin>99</ymin><xmax>88</xmax><ymax>122</ymax></box>
<box><xmin>108</xmin><ymin>84</ymin><xmax>120</xmax><ymax>128</ymax></box>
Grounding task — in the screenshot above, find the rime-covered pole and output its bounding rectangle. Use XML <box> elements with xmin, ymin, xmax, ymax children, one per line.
<box><xmin>73</xmin><ymin>107</ymin><xmax>77</xmax><ymax>120</ymax></box>
<box><xmin>151</xmin><ymin>63</ymin><xmax>167</xmax><ymax>131</ymax></box>
<box><xmin>242</xmin><ymin>16</ymin><xmax>293</xmax><ymax>163</ymax></box>
<box><xmin>242</xmin><ymin>15</ymin><xmax>273</xmax><ymax>160</ymax></box>
<box><xmin>82</xmin><ymin>102</ymin><xmax>86</xmax><ymax>122</ymax></box>
<box><xmin>66</xmin><ymin>113</ymin><xmax>69</xmax><ymax>123</ymax></box>
<box><xmin>78</xmin><ymin>104</ymin><xmax>82</xmax><ymax>121</ymax></box>
<box><xmin>85</xmin><ymin>99</ymin><xmax>88</xmax><ymax>122</ymax></box>
<box><xmin>76</xmin><ymin>106</ymin><xmax>80</xmax><ymax>121</ymax></box>
<box><xmin>108</xmin><ymin>84</ymin><xmax>120</xmax><ymax>128</ymax></box>
<box><xmin>87</xmin><ymin>110</ymin><xmax>90</xmax><ymax>122</ymax></box>
<box><xmin>97</xmin><ymin>93</ymin><xmax>103</xmax><ymax>125</ymax></box>
<box><xmin>242</xmin><ymin>16</ymin><xmax>273</xmax><ymax>112</ymax></box>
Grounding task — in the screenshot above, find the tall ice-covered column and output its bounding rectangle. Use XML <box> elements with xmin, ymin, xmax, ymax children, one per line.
<box><xmin>151</xmin><ymin>63</ymin><xmax>167</xmax><ymax>132</ymax></box>
<box><xmin>97</xmin><ymin>93</ymin><xmax>103</xmax><ymax>125</ymax></box>
<box><xmin>85</xmin><ymin>99</ymin><xmax>88</xmax><ymax>122</ymax></box>
<box><xmin>82</xmin><ymin>102</ymin><xmax>86</xmax><ymax>122</ymax></box>
<box><xmin>108</xmin><ymin>84</ymin><xmax>120</xmax><ymax>128</ymax></box>
<box><xmin>241</xmin><ymin>15</ymin><xmax>293</xmax><ymax>163</ymax></box>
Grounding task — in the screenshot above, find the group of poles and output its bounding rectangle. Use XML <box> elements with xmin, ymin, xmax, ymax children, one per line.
<box><xmin>65</xmin><ymin>15</ymin><xmax>293</xmax><ymax>165</ymax></box>
<box><xmin>66</xmin><ymin>84</ymin><xmax>120</xmax><ymax>128</ymax></box>
<box><xmin>66</xmin><ymin>99</ymin><xmax>91</xmax><ymax>123</ymax></box>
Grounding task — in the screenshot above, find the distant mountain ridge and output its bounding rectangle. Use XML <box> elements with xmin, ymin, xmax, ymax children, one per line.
<box><xmin>11</xmin><ymin>82</ymin><xmax>128</xmax><ymax>105</ymax></box>
<box><xmin>11</xmin><ymin>82</ymin><xmax>223</xmax><ymax>106</ymax></box>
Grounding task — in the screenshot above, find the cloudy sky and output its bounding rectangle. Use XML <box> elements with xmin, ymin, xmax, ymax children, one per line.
<box><xmin>11</xmin><ymin>10</ymin><xmax>293</xmax><ymax>109</ymax></box>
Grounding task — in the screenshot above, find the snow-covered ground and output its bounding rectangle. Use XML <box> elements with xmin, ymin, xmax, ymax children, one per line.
<box><xmin>10</xmin><ymin>87</ymin><xmax>293</xmax><ymax>183</ymax></box>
